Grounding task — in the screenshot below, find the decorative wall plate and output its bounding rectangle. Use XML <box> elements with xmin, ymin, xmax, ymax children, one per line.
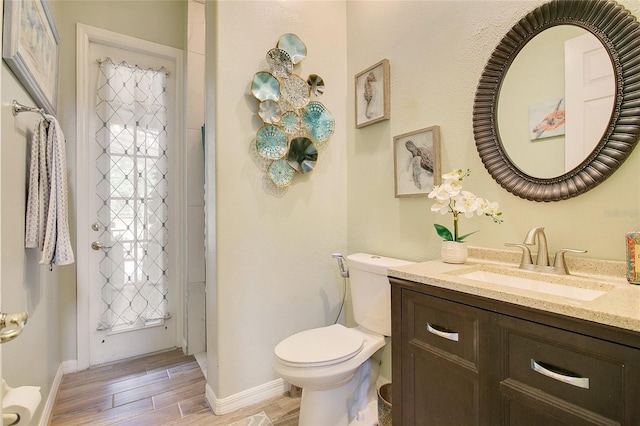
<box><xmin>281</xmin><ymin>75</ymin><xmax>310</xmax><ymax>109</ymax></box>
<box><xmin>266</xmin><ymin>48</ymin><xmax>293</xmax><ymax>78</ymax></box>
<box><xmin>252</xmin><ymin>72</ymin><xmax>280</xmax><ymax>102</ymax></box>
<box><xmin>287</xmin><ymin>137</ymin><xmax>318</xmax><ymax>174</ymax></box>
<box><xmin>307</xmin><ymin>74</ymin><xmax>325</xmax><ymax>96</ymax></box>
<box><xmin>281</xmin><ymin>111</ymin><xmax>299</xmax><ymax>134</ymax></box>
<box><xmin>250</xmin><ymin>34</ymin><xmax>334</xmax><ymax>188</ymax></box>
<box><xmin>302</xmin><ymin>102</ymin><xmax>335</xmax><ymax>144</ymax></box>
<box><xmin>268</xmin><ymin>159</ymin><xmax>295</xmax><ymax>187</ymax></box>
<box><xmin>256</xmin><ymin>125</ymin><xmax>288</xmax><ymax>159</ymax></box>
<box><xmin>258</xmin><ymin>100</ymin><xmax>282</xmax><ymax>124</ymax></box>
<box><xmin>277</xmin><ymin>33</ymin><xmax>307</xmax><ymax>65</ymax></box>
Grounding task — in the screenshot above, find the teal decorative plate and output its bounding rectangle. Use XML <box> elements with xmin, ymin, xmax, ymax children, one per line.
<box><xmin>277</xmin><ymin>33</ymin><xmax>307</xmax><ymax>65</ymax></box>
<box><xmin>268</xmin><ymin>159</ymin><xmax>295</xmax><ymax>187</ymax></box>
<box><xmin>258</xmin><ymin>100</ymin><xmax>282</xmax><ymax>124</ymax></box>
<box><xmin>287</xmin><ymin>137</ymin><xmax>318</xmax><ymax>174</ymax></box>
<box><xmin>281</xmin><ymin>111</ymin><xmax>299</xmax><ymax>134</ymax></box>
<box><xmin>281</xmin><ymin>74</ymin><xmax>310</xmax><ymax>108</ymax></box>
<box><xmin>252</xmin><ymin>72</ymin><xmax>280</xmax><ymax>102</ymax></box>
<box><xmin>256</xmin><ymin>125</ymin><xmax>287</xmax><ymax>159</ymax></box>
<box><xmin>302</xmin><ymin>102</ymin><xmax>335</xmax><ymax>144</ymax></box>
<box><xmin>266</xmin><ymin>48</ymin><xmax>293</xmax><ymax>78</ymax></box>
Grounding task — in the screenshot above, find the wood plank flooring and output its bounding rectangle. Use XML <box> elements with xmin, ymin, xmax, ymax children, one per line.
<box><xmin>50</xmin><ymin>349</ymin><xmax>300</xmax><ymax>425</ymax></box>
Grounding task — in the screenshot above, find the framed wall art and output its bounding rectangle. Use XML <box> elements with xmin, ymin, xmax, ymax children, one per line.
<box><xmin>355</xmin><ymin>59</ymin><xmax>390</xmax><ymax>128</ymax></box>
<box><xmin>3</xmin><ymin>0</ymin><xmax>59</xmax><ymax>114</ymax></box>
<box><xmin>393</xmin><ymin>125</ymin><xmax>441</xmax><ymax>198</ymax></box>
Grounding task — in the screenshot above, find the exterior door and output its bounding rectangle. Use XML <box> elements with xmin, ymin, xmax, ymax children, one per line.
<box><xmin>77</xmin><ymin>25</ymin><xmax>184</xmax><ymax>367</ymax></box>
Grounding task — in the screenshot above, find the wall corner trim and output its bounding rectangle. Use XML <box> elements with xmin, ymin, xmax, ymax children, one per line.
<box><xmin>205</xmin><ymin>379</ymin><xmax>289</xmax><ymax>415</ymax></box>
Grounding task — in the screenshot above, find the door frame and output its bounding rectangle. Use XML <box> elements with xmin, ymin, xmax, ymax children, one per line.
<box><xmin>76</xmin><ymin>23</ymin><xmax>185</xmax><ymax>370</ymax></box>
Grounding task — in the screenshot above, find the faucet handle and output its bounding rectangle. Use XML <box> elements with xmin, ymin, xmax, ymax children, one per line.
<box><xmin>553</xmin><ymin>248</ymin><xmax>587</xmax><ymax>275</ymax></box>
<box><xmin>505</xmin><ymin>243</ymin><xmax>533</xmax><ymax>266</ymax></box>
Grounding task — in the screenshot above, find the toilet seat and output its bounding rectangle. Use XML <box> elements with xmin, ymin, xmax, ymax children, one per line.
<box><xmin>274</xmin><ymin>324</ymin><xmax>364</xmax><ymax>368</ymax></box>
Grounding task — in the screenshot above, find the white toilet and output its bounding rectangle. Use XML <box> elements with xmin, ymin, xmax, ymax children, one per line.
<box><xmin>272</xmin><ymin>253</ymin><xmax>413</xmax><ymax>426</ymax></box>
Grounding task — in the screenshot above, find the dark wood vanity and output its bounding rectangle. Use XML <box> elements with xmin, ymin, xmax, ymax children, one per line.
<box><xmin>390</xmin><ymin>276</ymin><xmax>640</xmax><ymax>425</ymax></box>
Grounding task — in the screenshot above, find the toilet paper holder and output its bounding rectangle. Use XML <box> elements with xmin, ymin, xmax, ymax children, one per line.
<box><xmin>0</xmin><ymin>312</ymin><xmax>28</xmax><ymax>344</ymax></box>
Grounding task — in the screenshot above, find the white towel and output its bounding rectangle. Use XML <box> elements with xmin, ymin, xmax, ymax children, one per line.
<box><xmin>25</xmin><ymin>116</ymin><xmax>75</xmax><ymax>266</ymax></box>
<box><xmin>25</xmin><ymin>119</ymin><xmax>48</xmax><ymax>249</ymax></box>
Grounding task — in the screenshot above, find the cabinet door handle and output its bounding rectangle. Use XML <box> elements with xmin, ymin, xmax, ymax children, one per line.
<box><xmin>531</xmin><ymin>359</ymin><xmax>589</xmax><ymax>389</ymax></box>
<box><xmin>426</xmin><ymin>323</ymin><xmax>459</xmax><ymax>342</ymax></box>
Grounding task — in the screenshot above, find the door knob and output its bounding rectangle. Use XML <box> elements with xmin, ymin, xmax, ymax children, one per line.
<box><xmin>91</xmin><ymin>241</ymin><xmax>112</xmax><ymax>250</ymax></box>
<box><xmin>0</xmin><ymin>311</ymin><xmax>28</xmax><ymax>344</ymax></box>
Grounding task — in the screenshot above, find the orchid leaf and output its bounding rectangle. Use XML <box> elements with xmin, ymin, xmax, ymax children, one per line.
<box><xmin>456</xmin><ymin>230</ymin><xmax>479</xmax><ymax>242</ymax></box>
<box><xmin>434</xmin><ymin>224</ymin><xmax>453</xmax><ymax>241</ymax></box>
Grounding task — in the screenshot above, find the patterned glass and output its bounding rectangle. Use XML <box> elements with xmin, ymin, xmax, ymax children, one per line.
<box><xmin>95</xmin><ymin>59</ymin><xmax>169</xmax><ymax>333</ymax></box>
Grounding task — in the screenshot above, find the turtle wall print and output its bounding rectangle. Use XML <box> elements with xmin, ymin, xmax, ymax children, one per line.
<box><xmin>393</xmin><ymin>126</ymin><xmax>441</xmax><ymax>198</ymax></box>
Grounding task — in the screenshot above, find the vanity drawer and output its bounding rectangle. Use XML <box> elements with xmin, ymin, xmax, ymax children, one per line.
<box><xmin>403</xmin><ymin>290</ymin><xmax>483</xmax><ymax>368</ymax></box>
<box><xmin>498</xmin><ymin>315</ymin><xmax>634</xmax><ymax>422</ymax></box>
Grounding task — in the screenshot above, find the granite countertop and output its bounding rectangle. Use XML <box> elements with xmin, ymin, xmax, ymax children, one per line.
<box><xmin>388</xmin><ymin>247</ymin><xmax>640</xmax><ymax>333</ymax></box>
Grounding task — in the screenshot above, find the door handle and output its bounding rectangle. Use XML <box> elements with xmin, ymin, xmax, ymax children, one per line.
<box><xmin>91</xmin><ymin>241</ymin><xmax>112</xmax><ymax>250</ymax></box>
<box><xmin>0</xmin><ymin>312</ymin><xmax>28</xmax><ymax>344</ymax></box>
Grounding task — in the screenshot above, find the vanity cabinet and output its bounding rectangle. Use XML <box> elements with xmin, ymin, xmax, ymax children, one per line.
<box><xmin>390</xmin><ymin>277</ymin><xmax>640</xmax><ymax>425</ymax></box>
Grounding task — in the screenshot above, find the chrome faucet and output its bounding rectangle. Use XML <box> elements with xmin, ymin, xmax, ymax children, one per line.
<box><xmin>505</xmin><ymin>227</ymin><xmax>586</xmax><ymax>275</ymax></box>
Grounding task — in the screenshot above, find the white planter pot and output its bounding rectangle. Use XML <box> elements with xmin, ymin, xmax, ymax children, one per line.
<box><xmin>441</xmin><ymin>241</ymin><xmax>468</xmax><ymax>264</ymax></box>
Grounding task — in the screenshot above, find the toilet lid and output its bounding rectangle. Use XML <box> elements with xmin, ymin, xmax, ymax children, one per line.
<box><xmin>274</xmin><ymin>324</ymin><xmax>364</xmax><ymax>367</ymax></box>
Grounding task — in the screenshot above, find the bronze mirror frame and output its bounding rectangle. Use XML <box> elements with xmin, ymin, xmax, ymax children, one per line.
<box><xmin>473</xmin><ymin>0</ymin><xmax>640</xmax><ymax>202</ymax></box>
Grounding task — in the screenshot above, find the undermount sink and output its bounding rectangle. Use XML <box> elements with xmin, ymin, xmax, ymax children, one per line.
<box><xmin>449</xmin><ymin>266</ymin><xmax>614</xmax><ymax>301</ymax></box>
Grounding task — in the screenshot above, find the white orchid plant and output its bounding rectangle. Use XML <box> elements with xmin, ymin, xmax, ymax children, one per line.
<box><xmin>428</xmin><ymin>169</ymin><xmax>503</xmax><ymax>242</ymax></box>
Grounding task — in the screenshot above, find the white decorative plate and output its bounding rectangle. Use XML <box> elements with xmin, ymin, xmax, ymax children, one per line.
<box><xmin>281</xmin><ymin>75</ymin><xmax>310</xmax><ymax>109</ymax></box>
<box><xmin>266</xmin><ymin>48</ymin><xmax>293</xmax><ymax>78</ymax></box>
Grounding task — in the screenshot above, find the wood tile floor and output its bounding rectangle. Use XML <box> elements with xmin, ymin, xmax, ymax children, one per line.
<box><xmin>50</xmin><ymin>349</ymin><xmax>300</xmax><ymax>425</ymax></box>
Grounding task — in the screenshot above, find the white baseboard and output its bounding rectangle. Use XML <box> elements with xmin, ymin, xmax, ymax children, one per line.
<box><xmin>205</xmin><ymin>378</ymin><xmax>289</xmax><ymax>415</ymax></box>
<box><xmin>38</xmin><ymin>363</ymin><xmax>65</xmax><ymax>426</ymax></box>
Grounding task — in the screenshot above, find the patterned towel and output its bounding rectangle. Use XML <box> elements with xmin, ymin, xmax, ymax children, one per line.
<box><xmin>25</xmin><ymin>116</ymin><xmax>74</xmax><ymax>266</ymax></box>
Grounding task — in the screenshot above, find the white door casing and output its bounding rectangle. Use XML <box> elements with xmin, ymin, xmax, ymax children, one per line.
<box><xmin>76</xmin><ymin>24</ymin><xmax>184</xmax><ymax>368</ymax></box>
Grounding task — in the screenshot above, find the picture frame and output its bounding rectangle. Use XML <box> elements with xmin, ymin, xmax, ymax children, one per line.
<box><xmin>355</xmin><ymin>59</ymin><xmax>390</xmax><ymax>128</ymax></box>
<box><xmin>3</xmin><ymin>0</ymin><xmax>59</xmax><ymax>115</ymax></box>
<box><xmin>393</xmin><ymin>125</ymin><xmax>441</xmax><ymax>198</ymax></box>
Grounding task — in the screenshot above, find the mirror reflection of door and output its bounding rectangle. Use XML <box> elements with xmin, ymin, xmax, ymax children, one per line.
<box><xmin>564</xmin><ymin>32</ymin><xmax>615</xmax><ymax>172</ymax></box>
<box><xmin>497</xmin><ymin>26</ymin><xmax>614</xmax><ymax>179</ymax></box>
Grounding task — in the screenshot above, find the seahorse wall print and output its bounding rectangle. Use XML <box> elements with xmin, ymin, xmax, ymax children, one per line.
<box><xmin>355</xmin><ymin>59</ymin><xmax>389</xmax><ymax>128</ymax></box>
<box><xmin>363</xmin><ymin>71</ymin><xmax>377</xmax><ymax>119</ymax></box>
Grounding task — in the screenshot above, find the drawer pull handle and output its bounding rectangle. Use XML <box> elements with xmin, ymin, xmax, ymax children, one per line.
<box><xmin>531</xmin><ymin>359</ymin><xmax>589</xmax><ymax>389</ymax></box>
<box><xmin>426</xmin><ymin>323</ymin><xmax>459</xmax><ymax>342</ymax></box>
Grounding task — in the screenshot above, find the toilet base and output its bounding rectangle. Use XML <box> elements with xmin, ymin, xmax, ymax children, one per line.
<box><xmin>298</xmin><ymin>359</ymin><xmax>379</xmax><ymax>426</ymax></box>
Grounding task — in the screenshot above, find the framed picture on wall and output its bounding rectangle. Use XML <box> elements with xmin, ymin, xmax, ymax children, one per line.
<box><xmin>355</xmin><ymin>59</ymin><xmax>390</xmax><ymax>128</ymax></box>
<box><xmin>393</xmin><ymin>125</ymin><xmax>441</xmax><ymax>198</ymax></box>
<box><xmin>3</xmin><ymin>0</ymin><xmax>60</xmax><ymax>115</ymax></box>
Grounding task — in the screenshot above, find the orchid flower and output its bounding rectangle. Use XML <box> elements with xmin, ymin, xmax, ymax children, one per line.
<box><xmin>431</xmin><ymin>169</ymin><xmax>503</xmax><ymax>241</ymax></box>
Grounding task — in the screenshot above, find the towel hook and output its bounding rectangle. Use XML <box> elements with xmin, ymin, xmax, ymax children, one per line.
<box><xmin>11</xmin><ymin>100</ymin><xmax>48</xmax><ymax>120</ymax></box>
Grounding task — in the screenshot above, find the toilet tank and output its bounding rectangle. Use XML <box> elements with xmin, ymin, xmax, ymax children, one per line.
<box><xmin>346</xmin><ymin>253</ymin><xmax>414</xmax><ymax>336</ymax></box>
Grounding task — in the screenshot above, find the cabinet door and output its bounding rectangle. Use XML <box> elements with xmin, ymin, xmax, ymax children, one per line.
<box><xmin>497</xmin><ymin>314</ymin><xmax>640</xmax><ymax>425</ymax></box>
<box><xmin>400</xmin><ymin>289</ymin><xmax>498</xmax><ymax>425</ymax></box>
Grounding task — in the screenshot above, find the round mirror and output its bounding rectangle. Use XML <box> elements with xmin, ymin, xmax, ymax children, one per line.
<box><xmin>474</xmin><ymin>0</ymin><xmax>640</xmax><ymax>201</ymax></box>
